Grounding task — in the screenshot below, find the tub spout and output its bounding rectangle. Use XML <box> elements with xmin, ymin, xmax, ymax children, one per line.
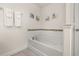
<box><xmin>32</xmin><ymin>36</ymin><xmax>37</xmax><ymax>40</ymax></box>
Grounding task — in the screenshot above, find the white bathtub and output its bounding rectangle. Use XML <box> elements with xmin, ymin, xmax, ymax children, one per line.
<box><xmin>28</xmin><ymin>39</ymin><xmax>63</xmax><ymax>56</ymax></box>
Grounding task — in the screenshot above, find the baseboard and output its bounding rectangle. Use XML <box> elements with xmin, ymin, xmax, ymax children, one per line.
<box><xmin>0</xmin><ymin>45</ymin><xmax>27</xmax><ymax>56</ymax></box>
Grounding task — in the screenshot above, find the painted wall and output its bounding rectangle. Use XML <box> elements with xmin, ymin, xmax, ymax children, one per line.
<box><xmin>0</xmin><ymin>3</ymin><xmax>40</xmax><ymax>55</ymax></box>
<box><xmin>41</xmin><ymin>3</ymin><xmax>65</xmax><ymax>29</ymax></box>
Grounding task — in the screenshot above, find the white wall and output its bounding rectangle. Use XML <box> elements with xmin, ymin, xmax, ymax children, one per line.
<box><xmin>28</xmin><ymin>4</ymin><xmax>41</xmax><ymax>29</ymax></box>
<box><xmin>0</xmin><ymin>3</ymin><xmax>40</xmax><ymax>55</ymax></box>
<box><xmin>40</xmin><ymin>3</ymin><xmax>65</xmax><ymax>29</ymax></box>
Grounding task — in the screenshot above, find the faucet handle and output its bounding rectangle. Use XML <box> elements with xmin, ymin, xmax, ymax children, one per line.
<box><xmin>32</xmin><ymin>36</ymin><xmax>34</xmax><ymax>40</ymax></box>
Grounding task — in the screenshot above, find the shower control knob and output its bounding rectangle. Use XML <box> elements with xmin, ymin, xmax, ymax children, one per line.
<box><xmin>32</xmin><ymin>36</ymin><xmax>34</xmax><ymax>40</ymax></box>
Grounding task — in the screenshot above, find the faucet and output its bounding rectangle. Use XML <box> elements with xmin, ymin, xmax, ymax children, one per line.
<box><xmin>32</xmin><ymin>36</ymin><xmax>37</xmax><ymax>40</ymax></box>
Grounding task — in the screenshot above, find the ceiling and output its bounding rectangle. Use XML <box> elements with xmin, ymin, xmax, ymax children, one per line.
<box><xmin>34</xmin><ymin>3</ymin><xmax>50</xmax><ymax>7</ymax></box>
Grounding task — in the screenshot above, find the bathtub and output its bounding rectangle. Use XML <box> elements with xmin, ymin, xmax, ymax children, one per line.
<box><xmin>28</xmin><ymin>39</ymin><xmax>63</xmax><ymax>56</ymax></box>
